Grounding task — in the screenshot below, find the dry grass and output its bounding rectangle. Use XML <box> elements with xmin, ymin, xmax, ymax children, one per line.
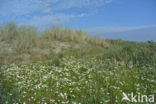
<box><xmin>0</xmin><ymin>22</ymin><xmax>108</xmax><ymax>64</ymax></box>
<box><xmin>44</xmin><ymin>26</ymin><xmax>108</xmax><ymax>47</ymax></box>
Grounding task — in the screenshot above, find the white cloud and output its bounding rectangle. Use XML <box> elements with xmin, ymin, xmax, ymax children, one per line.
<box><xmin>54</xmin><ymin>0</ymin><xmax>112</xmax><ymax>10</ymax></box>
<box><xmin>20</xmin><ymin>13</ymin><xmax>75</xmax><ymax>30</ymax></box>
<box><xmin>1</xmin><ymin>0</ymin><xmax>112</xmax><ymax>16</ymax></box>
<box><xmin>42</xmin><ymin>8</ymin><xmax>52</xmax><ymax>14</ymax></box>
<box><xmin>0</xmin><ymin>0</ymin><xmax>113</xmax><ymax>27</ymax></box>
<box><xmin>86</xmin><ymin>25</ymin><xmax>156</xmax><ymax>35</ymax></box>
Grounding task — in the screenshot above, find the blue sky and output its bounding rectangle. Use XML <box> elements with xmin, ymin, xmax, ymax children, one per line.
<box><xmin>0</xmin><ymin>0</ymin><xmax>156</xmax><ymax>41</ymax></box>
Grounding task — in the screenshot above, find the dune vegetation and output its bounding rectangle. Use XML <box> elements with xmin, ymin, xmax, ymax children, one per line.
<box><xmin>0</xmin><ymin>22</ymin><xmax>156</xmax><ymax>104</ymax></box>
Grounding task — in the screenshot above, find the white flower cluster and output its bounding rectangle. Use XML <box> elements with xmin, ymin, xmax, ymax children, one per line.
<box><xmin>1</xmin><ymin>56</ymin><xmax>156</xmax><ymax>104</ymax></box>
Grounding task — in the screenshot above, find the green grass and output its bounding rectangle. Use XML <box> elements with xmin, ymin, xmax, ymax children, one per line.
<box><xmin>0</xmin><ymin>22</ymin><xmax>156</xmax><ymax>104</ymax></box>
<box><xmin>0</xmin><ymin>56</ymin><xmax>155</xmax><ymax>104</ymax></box>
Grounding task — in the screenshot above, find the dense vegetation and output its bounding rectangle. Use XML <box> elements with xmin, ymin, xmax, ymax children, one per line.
<box><xmin>0</xmin><ymin>22</ymin><xmax>108</xmax><ymax>65</ymax></box>
<box><xmin>0</xmin><ymin>22</ymin><xmax>156</xmax><ymax>104</ymax></box>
